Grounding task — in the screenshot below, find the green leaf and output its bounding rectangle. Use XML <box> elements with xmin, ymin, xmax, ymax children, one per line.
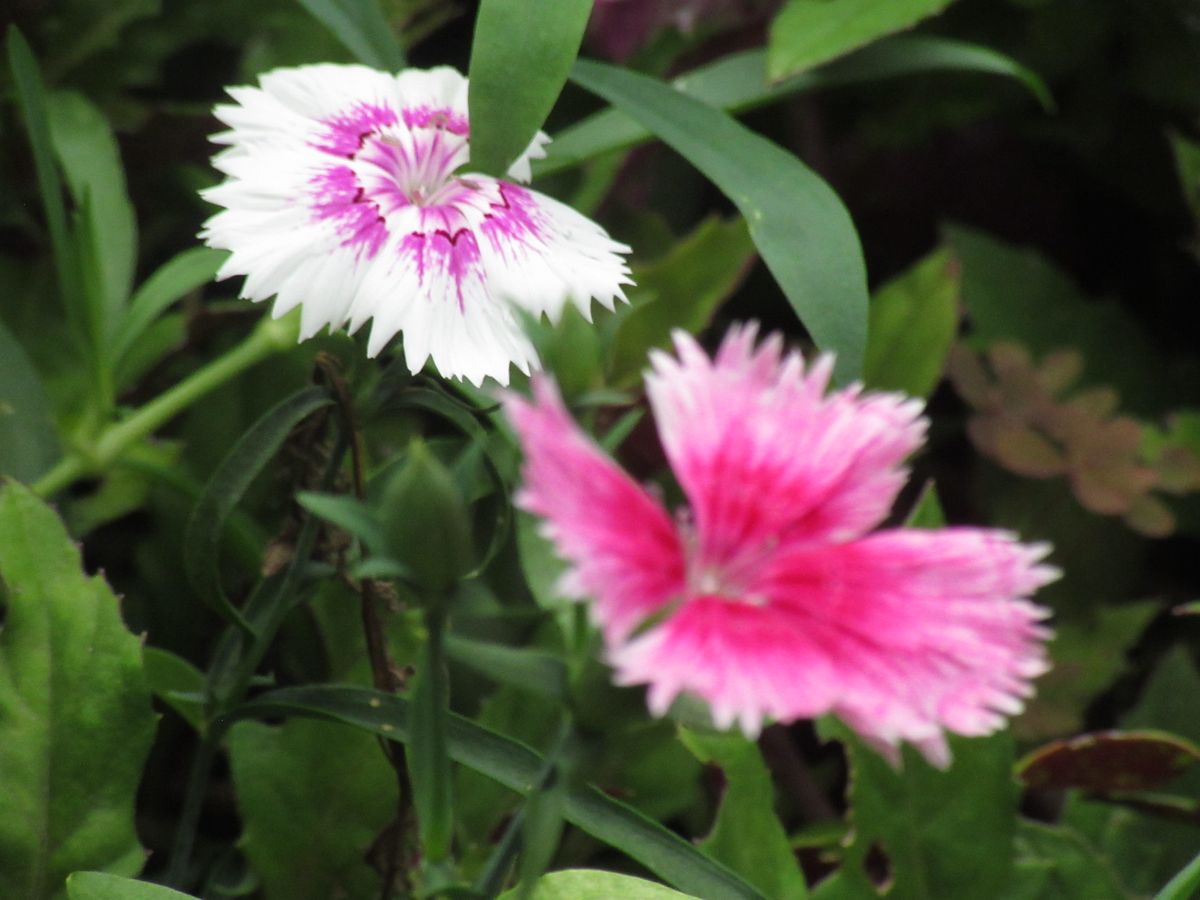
<box><xmin>1005</xmin><ymin>821</ymin><xmax>1127</xmax><ymax>900</ymax></box>
<box><xmin>410</xmin><ymin>616</ymin><xmax>454</xmax><ymax>863</ymax></box>
<box><xmin>1124</xmin><ymin>647</ymin><xmax>1200</xmax><ymax>744</ymax></box>
<box><xmin>228</xmin><ymin>685</ymin><xmax>766</xmax><ymax>899</ymax></box>
<box><xmin>143</xmin><ymin>647</ymin><xmax>206</xmax><ymax>733</ymax></box>
<box><xmin>1015</xmin><ymin>602</ymin><xmax>1158</xmax><ymax>743</ymax></box>
<box><xmin>184</xmin><ymin>387</ymin><xmax>332</xmax><ymax>629</ymax></box>
<box><xmin>1155</xmin><ymin>850</ymin><xmax>1200</xmax><ymax>900</ymax></box>
<box><xmin>0</xmin><ymin>483</ymin><xmax>158</xmax><ymax>898</ymax></box>
<box><xmin>608</xmin><ymin>217</ymin><xmax>756</xmax><ymax>385</ymax></box>
<box><xmin>294</xmin><ymin>0</ymin><xmax>405</xmax><ymax>71</ymax></box>
<box><xmin>446</xmin><ymin>635</ymin><xmax>567</xmax><ymax>700</ymax></box>
<box><xmin>863</xmin><ymin>247</ymin><xmax>960</xmax><ymax>397</ymax></box>
<box><xmin>6</xmin><ymin>27</ymin><xmax>83</xmax><ymax>326</ymax></box>
<box><xmin>680</xmin><ymin>731</ymin><xmax>809</xmax><ymax>900</ymax></box>
<box><xmin>540</xmin><ymin>37</ymin><xmax>1049</xmax><ymax>177</ymax></box>
<box><xmin>467</xmin><ymin>0</ymin><xmax>593</xmax><ymax>176</ymax></box>
<box><xmin>228</xmin><ymin>718</ymin><xmax>396</xmax><ymax>900</ymax></box>
<box><xmin>502</xmin><ymin>869</ymin><xmax>700</xmax><ymax>899</ymax></box>
<box><xmin>947</xmin><ymin>224</ymin><xmax>1172</xmax><ymax>414</ymax></box>
<box><xmin>0</xmin><ymin>318</ymin><xmax>59</xmax><ymax>482</ymax></box>
<box><xmin>113</xmin><ymin>248</ymin><xmax>226</xmax><ymax>366</ymax></box>
<box><xmin>66</xmin><ymin>872</ymin><xmax>197</xmax><ymax>900</ymax></box>
<box><xmin>46</xmin><ymin>91</ymin><xmax>137</xmax><ymax>335</ymax></box>
<box><xmin>767</xmin><ymin>0</ymin><xmax>955</xmax><ymax>81</ymax></box>
<box><xmin>295</xmin><ymin>491</ymin><xmax>387</xmax><ymax>557</ymax></box>
<box><xmin>1063</xmin><ymin>795</ymin><xmax>1200</xmax><ymax>898</ymax></box>
<box><xmin>816</xmin><ymin>722</ymin><xmax>1017</xmax><ymax>900</ymax></box>
<box><xmin>570</xmin><ymin>59</ymin><xmax>868</xmax><ymax>383</ymax></box>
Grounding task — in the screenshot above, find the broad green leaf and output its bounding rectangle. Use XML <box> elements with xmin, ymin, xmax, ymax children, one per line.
<box><xmin>680</xmin><ymin>730</ymin><xmax>808</xmax><ymax>900</ymax></box>
<box><xmin>228</xmin><ymin>718</ymin><xmax>395</xmax><ymax>900</ymax></box>
<box><xmin>1124</xmin><ymin>647</ymin><xmax>1200</xmax><ymax>744</ymax></box>
<box><xmin>540</xmin><ymin>37</ymin><xmax>1049</xmax><ymax>177</ymax></box>
<box><xmin>863</xmin><ymin>247</ymin><xmax>960</xmax><ymax>397</ymax></box>
<box><xmin>47</xmin><ymin>91</ymin><xmax>137</xmax><ymax>334</ymax></box>
<box><xmin>0</xmin><ymin>483</ymin><xmax>157</xmax><ymax>898</ymax></box>
<box><xmin>66</xmin><ymin>873</ymin><xmax>196</xmax><ymax>900</ymax></box>
<box><xmin>295</xmin><ymin>0</ymin><xmax>405</xmax><ymax>71</ymax></box>
<box><xmin>502</xmin><ymin>869</ymin><xmax>699</xmax><ymax>899</ymax></box>
<box><xmin>571</xmin><ymin>59</ymin><xmax>868</xmax><ymax>383</ymax></box>
<box><xmin>1064</xmin><ymin>796</ymin><xmax>1200</xmax><ymax>898</ymax></box>
<box><xmin>113</xmin><ymin>248</ymin><xmax>225</xmax><ymax>365</ymax></box>
<box><xmin>410</xmin><ymin>616</ymin><xmax>454</xmax><ymax>862</ymax></box>
<box><xmin>6</xmin><ymin>27</ymin><xmax>83</xmax><ymax>326</ymax></box>
<box><xmin>1058</xmin><ymin>647</ymin><xmax>1200</xmax><ymax>895</ymax></box>
<box><xmin>0</xmin><ymin>318</ymin><xmax>59</xmax><ymax>482</ymax></box>
<box><xmin>184</xmin><ymin>387</ymin><xmax>333</xmax><ymax>629</ymax></box>
<box><xmin>467</xmin><ymin>0</ymin><xmax>593</xmax><ymax>176</ymax></box>
<box><xmin>816</xmin><ymin>722</ymin><xmax>1017</xmax><ymax>900</ymax></box>
<box><xmin>767</xmin><ymin>0</ymin><xmax>955</xmax><ymax>81</ymax></box>
<box><xmin>446</xmin><ymin>635</ymin><xmax>567</xmax><ymax>699</ymax></box>
<box><xmin>608</xmin><ymin>216</ymin><xmax>756</xmax><ymax>385</ymax></box>
<box><xmin>1005</xmin><ymin>821</ymin><xmax>1127</xmax><ymax>900</ymax></box>
<box><xmin>143</xmin><ymin>647</ymin><xmax>206</xmax><ymax>733</ymax></box>
<box><xmin>229</xmin><ymin>685</ymin><xmax>766</xmax><ymax>899</ymax></box>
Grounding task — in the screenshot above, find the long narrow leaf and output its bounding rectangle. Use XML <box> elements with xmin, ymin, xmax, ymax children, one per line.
<box><xmin>113</xmin><ymin>247</ymin><xmax>227</xmax><ymax>364</ymax></box>
<box><xmin>1156</xmin><ymin>850</ymin><xmax>1200</xmax><ymax>900</ymax></box>
<box><xmin>6</xmin><ymin>27</ymin><xmax>83</xmax><ymax>328</ymax></box>
<box><xmin>570</xmin><ymin>59</ymin><xmax>868</xmax><ymax>382</ymax></box>
<box><xmin>446</xmin><ymin>635</ymin><xmax>568</xmax><ymax>700</ymax></box>
<box><xmin>767</xmin><ymin>0</ymin><xmax>953</xmax><ymax>81</ymax></box>
<box><xmin>467</xmin><ymin>0</ymin><xmax>594</xmax><ymax>176</ymax></box>
<box><xmin>184</xmin><ymin>387</ymin><xmax>332</xmax><ymax>629</ymax></box>
<box><xmin>227</xmin><ymin>685</ymin><xmax>766</xmax><ymax>900</ymax></box>
<box><xmin>47</xmin><ymin>90</ymin><xmax>138</xmax><ymax>335</ymax></box>
<box><xmin>539</xmin><ymin>37</ymin><xmax>1050</xmax><ymax>178</ymax></box>
<box><xmin>295</xmin><ymin>0</ymin><xmax>405</xmax><ymax>71</ymax></box>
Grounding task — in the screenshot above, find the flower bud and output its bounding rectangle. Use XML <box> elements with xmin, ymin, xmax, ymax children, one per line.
<box><xmin>379</xmin><ymin>440</ymin><xmax>472</xmax><ymax>598</ymax></box>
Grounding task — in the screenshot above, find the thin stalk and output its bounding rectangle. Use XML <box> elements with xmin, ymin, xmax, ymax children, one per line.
<box><xmin>32</xmin><ymin>313</ymin><xmax>298</xmax><ymax>497</ymax></box>
<box><xmin>164</xmin><ymin>432</ymin><xmax>345</xmax><ymax>889</ymax></box>
<box><xmin>164</xmin><ymin>733</ymin><xmax>218</xmax><ymax>889</ymax></box>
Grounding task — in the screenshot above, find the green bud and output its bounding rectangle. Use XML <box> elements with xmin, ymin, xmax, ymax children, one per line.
<box><xmin>379</xmin><ymin>440</ymin><xmax>473</xmax><ymax>597</ymax></box>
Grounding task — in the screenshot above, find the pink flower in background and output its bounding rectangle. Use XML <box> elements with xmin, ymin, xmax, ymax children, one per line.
<box><xmin>201</xmin><ymin>64</ymin><xmax>632</xmax><ymax>386</ymax></box>
<box><xmin>588</xmin><ymin>0</ymin><xmax>781</xmax><ymax>60</ymax></box>
<box><xmin>505</xmin><ymin>325</ymin><xmax>1057</xmax><ymax>766</ymax></box>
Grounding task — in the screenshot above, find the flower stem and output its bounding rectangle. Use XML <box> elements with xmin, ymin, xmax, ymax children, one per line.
<box><xmin>32</xmin><ymin>313</ymin><xmax>298</xmax><ymax>497</ymax></box>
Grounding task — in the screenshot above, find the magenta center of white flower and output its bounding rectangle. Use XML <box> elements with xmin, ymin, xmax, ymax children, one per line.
<box><xmin>308</xmin><ymin>102</ymin><xmax>492</xmax><ymax>260</ymax></box>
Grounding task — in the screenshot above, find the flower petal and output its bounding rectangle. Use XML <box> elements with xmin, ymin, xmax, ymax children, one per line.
<box><xmin>645</xmin><ymin>325</ymin><xmax>927</xmax><ymax>566</ymax></box>
<box><xmin>613</xmin><ymin>527</ymin><xmax>1055</xmax><ymax>763</ymax></box>
<box><xmin>459</xmin><ymin>178</ymin><xmax>634</xmax><ymax>323</ymax></box>
<box><xmin>766</xmin><ymin>528</ymin><xmax>1055</xmax><ymax>762</ymax></box>
<box><xmin>504</xmin><ymin>377</ymin><xmax>687</xmax><ymax>642</ymax></box>
<box><xmin>200</xmin><ymin>63</ymin><xmax>593</xmax><ymax>384</ymax></box>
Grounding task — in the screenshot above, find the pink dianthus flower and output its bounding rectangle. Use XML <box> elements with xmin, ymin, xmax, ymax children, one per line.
<box><xmin>504</xmin><ymin>325</ymin><xmax>1057</xmax><ymax>766</ymax></box>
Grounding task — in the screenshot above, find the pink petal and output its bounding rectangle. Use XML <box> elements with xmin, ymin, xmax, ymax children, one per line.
<box><xmin>613</xmin><ymin>527</ymin><xmax>1055</xmax><ymax>764</ymax></box>
<box><xmin>645</xmin><ymin>326</ymin><xmax>927</xmax><ymax>569</ymax></box>
<box><xmin>504</xmin><ymin>378</ymin><xmax>687</xmax><ymax>642</ymax></box>
<box><xmin>761</xmin><ymin>528</ymin><xmax>1056</xmax><ymax>762</ymax></box>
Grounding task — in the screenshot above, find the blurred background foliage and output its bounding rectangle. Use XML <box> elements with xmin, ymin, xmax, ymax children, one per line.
<box><xmin>3</xmin><ymin>0</ymin><xmax>1200</xmax><ymax>897</ymax></box>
